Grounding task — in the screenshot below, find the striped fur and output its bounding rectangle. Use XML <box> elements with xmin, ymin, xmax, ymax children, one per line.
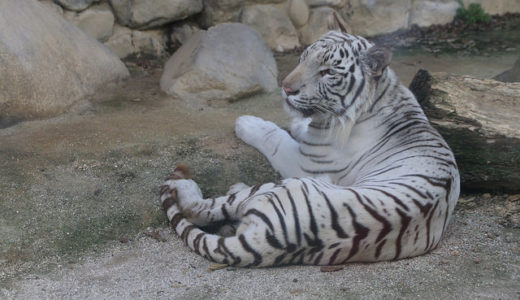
<box><xmin>160</xmin><ymin>32</ymin><xmax>460</xmax><ymax>267</ymax></box>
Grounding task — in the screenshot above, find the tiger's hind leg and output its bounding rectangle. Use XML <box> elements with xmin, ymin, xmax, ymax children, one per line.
<box><xmin>161</xmin><ymin>164</ymin><xmax>272</xmax><ymax>227</ymax></box>
<box><xmin>160</xmin><ymin>164</ymin><xmax>284</xmax><ymax>267</ymax></box>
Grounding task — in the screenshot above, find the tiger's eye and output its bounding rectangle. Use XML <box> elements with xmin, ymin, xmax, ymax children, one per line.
<box><xmin>320</xmin><ymin>69</ymin><xmax>335</xmax><ymax>76</ymax></box>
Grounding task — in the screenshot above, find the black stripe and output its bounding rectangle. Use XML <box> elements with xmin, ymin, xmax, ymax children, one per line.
<box><xmin>342</xmin><ymin>203</ymin><xmax>369</xmax><ymax>262</ymax></box>
<box><xmin>249</xmin><ymin>184</ymin><xmax>262</xmax><ymax>197</ymax></box>
<box><xmin>244</xmin><ymin>208</ymin><xmax>274</xmax><ymax>232</ymax></box>
<box><xmin>319</xmin><ymin>189</ymin><xmax>349</xmax><ymax>238</ymax></box>
<box><xmin>394</xmin><ymin>207</ymin><xmax>411</xmax><ymax>260</ymax></box>
<box><xmin>202</xmin><ymin>237</ymin><xmax>215</xmax><ymax>261</ymax></box>
<box><xmin>239</xmin><ymin>234</ymin><xmax>262</xmax><ymax>267</ymax></box>
<box><xmin>425</xmin><ymin>201</ymin><xmax>439</xmax><ymax>251</ymax></box>
<box><xmin>181</xmin><ymin>225</ymin><xmax>197</xmax><ymax>243</ymax></box>
<box><xmin>351</xmin><ymin>190</ymin><xmax>391</xmax><ymax>243</ymax></box>
<box><xmin>268</xmin><ymin>197</ymin><xmax>295</xmax><ymax>252</ymax></box>
<box><xmin>192</xmin><ymin>232</ymin><xmax>205</xmax><ymax>255</ymax></box>
<box><xmin>328</xmin><ymin>248</ymin><xmax>341</xmax><ymax>265</ymax></box>
<box><xmin>221</xmin><ymin>204</ymin><xmax>231</xmax><ymax>220</ymax></box>
<box><xmin>285</xmin><ymin>188</ymin><xmax>302</xmax><ymax>246</ymax></box>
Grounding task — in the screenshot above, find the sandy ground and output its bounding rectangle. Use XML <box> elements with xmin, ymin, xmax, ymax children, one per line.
<box><xmin>1</xmin><ymin>52</ymin><xmax>519</xmax><ymax>299</ymax></box>
<box><xmin>3</xmin><ymin>195</ymin><xmax>519</xmax><ymax>299</ymax></box>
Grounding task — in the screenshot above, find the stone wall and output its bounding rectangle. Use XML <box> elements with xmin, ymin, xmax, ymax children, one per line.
<box><xmin>40</xmin><ymin>0</ymin><xmax>520</xmax><ymax>58</ymax></box>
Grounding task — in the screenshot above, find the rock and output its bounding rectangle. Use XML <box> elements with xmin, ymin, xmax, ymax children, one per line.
<box><xmin>241</xmin><ymin>5</ymin><xmax>300</xmax><ymax>52</ymax></box>
<box><xmin>169</xmin><ymin>23</ymin><xmax>201</xmax><ymax>50</ymax></box>
<box><xmin>494</xmin><ymin>57</ymin><xmax>520</xmax><ymax>83</ymax></box>
<box><xmin>345</xmin><ymin>0</ymin><xmax>412</xmax><ymax>37</ymax></box>
<box><xmin>131</xmin><ymin>30</ymin><xmax>167</xmax><ymax>58</ymax></box>
<box><xmin>307</xmin><ymin>0</ymin><xmax>347</xmax><ymax>8</ymax></box>
<box><xmin>287</xmin><ymin>0</ymin><xmax>309</xmax><ymax>27</ymax></box>
<box><xmin>410</xmin><ymin>1</ymin><xmax>459</xmax><ymax>28</ymax></box>
<box><xmin>299</xmin><ymin>7</ymin><xmax>348</xmax><ymax>45</ymax></box>
<box><xmin>104</xmin><ymin>25</ymin><xmax>167</xmax><ymax>58</ymax></box>
<box><xmin>64</xmin><ymin>3</ymin><xmax>115</xmax><ymax>42</ymax></box>
<box><xmin>409</xmin><ymin>70</ymin><xmax>520</xmax><ymax>193</ymax></box>
<box><xmin>0</xmin><ymin>0</ymin><xmax>129</xmax><ymax>127</ymax></box>
<box><xmin>53</xmin><ymin>0</ymin><xmax>99</xmax><ymax>11</ymax></box>
<box><xmin>200</xmin><ymin>0</ymin><xmax>243</xmax><ymax>27</ymax></box>
<box><xmin>109</xmin><ymin>0</ymin><xmax>203</xmax><ymax>29</ymax></box>
<box><xmin>104</xmin><ymin>24</ymin><xmax>134</xmax><ymax>58</ymax></box>
<box><xmin>160</xmin><ymin>23</ymin><xmax>278</xmax><ymax>103</ymax></box>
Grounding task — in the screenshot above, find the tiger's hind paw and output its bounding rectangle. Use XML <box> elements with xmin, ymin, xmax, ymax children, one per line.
<box><xmin>166</xmin><ymin>163</ymin><xmax>191</xmax><ymax>180</ymax></box>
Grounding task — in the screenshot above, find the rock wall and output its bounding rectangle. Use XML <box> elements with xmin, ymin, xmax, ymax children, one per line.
<box><xmin>40</xmin><ymin>0</ymin><xmax>520</xmax><ymax>58</ymax></box>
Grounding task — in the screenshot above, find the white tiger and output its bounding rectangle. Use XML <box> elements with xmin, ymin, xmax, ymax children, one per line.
<box><xmin>160</xmin><ymin>28</ymin><xmax>460</xmax><ymax>267</ymax></box>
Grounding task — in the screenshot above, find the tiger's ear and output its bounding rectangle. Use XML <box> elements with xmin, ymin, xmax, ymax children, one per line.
<box><xmin>365</xmin><ymin>45</ymin><xmax>392</xmax><ymax>77</ymax></box>
<box><xmin>327</xmin><ymin>11</ymin><xmax>350</xmax><ymax>33</ymax></box>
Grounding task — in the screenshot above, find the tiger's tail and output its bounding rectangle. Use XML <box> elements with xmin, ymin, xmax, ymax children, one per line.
<box><xmin>159</xmin><ymin>164</ymin><xmax>267</xmax><ymax>267</ymax></box>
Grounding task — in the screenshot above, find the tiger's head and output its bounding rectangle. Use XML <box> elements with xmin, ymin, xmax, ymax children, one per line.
<box><xmin>282</xmin><ymin>31</ymin><xmax>392</xmax><ymax>123</ymax></box>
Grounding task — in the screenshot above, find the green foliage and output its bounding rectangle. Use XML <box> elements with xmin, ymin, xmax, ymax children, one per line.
<box><xmin>455</xmin><ymin>0</ymin><xmax>491</xmax><ymax>24</ymax></box>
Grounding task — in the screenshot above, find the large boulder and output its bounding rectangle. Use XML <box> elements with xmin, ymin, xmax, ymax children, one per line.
<box><xmin>241</xmin><ymin>5</ymin><xmax>300</xmax><ymax>52</ymax></box>
<box><xmin>0</xmin><ymin>0</ymin><xmax>129</xmax><ymax>127</ymax></box>
<box><xmin>409</xmin><ymin>70</ymin><xmax>520</xmax><ymax>193</ymax></box>
<box><xmin>108</xmin><ymin>0</ymin><xmax>203</xmax><ymax>29</ymax></box>
<box><xmin>160</xmin><ymin>23</ymin><xmax>278</xmax><ymax>103</ymax></box>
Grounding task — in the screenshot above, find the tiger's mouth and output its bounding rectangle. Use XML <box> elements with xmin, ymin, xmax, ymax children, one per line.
<box><xmin>284</xmin><ymin>97</ymin><xmax>315</xmax><ymax>118</ymax></box>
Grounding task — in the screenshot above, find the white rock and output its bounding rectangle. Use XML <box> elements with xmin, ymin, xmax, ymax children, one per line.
<box><xmin>53</xmin><ymin>0</ymin><xmax>99</xmax><ymax>11</ymax></box>
<box><xmin>288</xmin><ymin>0</ymin><xmax>309</xmax><ymax>27</ymax></box>
<box><xmin>64</xmin><ymin>3</ymin><xmax>115</xmax><ymax>42</ymax></box>
<box><xmin>109</xmin><ymin>0</ymin><xmax>203</xmax><ymax>29</ymax></box>
<box><xmin>160</xmin><ymin>23</ymin><xmax>278</xmax><ymax>103</ymax></box>
<box><xmin>0</xmin><ymin>0</ymin><xmax>129</xmax><ymax>125</ymax></box>
<box><xmin>241</xmin><ymin>5</ymin><xmax>300</xmax><ymax>51</ymax></box>
<box><xmin>410</xmin><ymin>1</ymin><xmax>459</xmax><ymax>27</ymax></box>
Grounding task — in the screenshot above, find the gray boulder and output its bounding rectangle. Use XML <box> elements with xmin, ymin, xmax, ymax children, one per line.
<box><xmin>0</xmin><ymin>0</ymin><xmax>129</xmax><ymax>127</ymax></box>
<box><xmin>160</xmin><ymin>23</ymin><xmax>278</xmax><ymax>103</ymax></box>
<box><xmin>109</xmin><ymin>0</ymin><xmax>203</xmax><ymax>29</ymax></box>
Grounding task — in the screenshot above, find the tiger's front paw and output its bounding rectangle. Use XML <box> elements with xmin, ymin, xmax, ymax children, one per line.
<box><xmin>235</xmin><ymin>115</ymin><xmax>279</xmax><ymax>147</ymax></box>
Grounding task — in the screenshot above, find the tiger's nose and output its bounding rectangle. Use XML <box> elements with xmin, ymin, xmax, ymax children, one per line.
<box><xmin>282</xmin><ymin>85</ymin><xmax>298</xmax><ymax>96</ymax></box>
